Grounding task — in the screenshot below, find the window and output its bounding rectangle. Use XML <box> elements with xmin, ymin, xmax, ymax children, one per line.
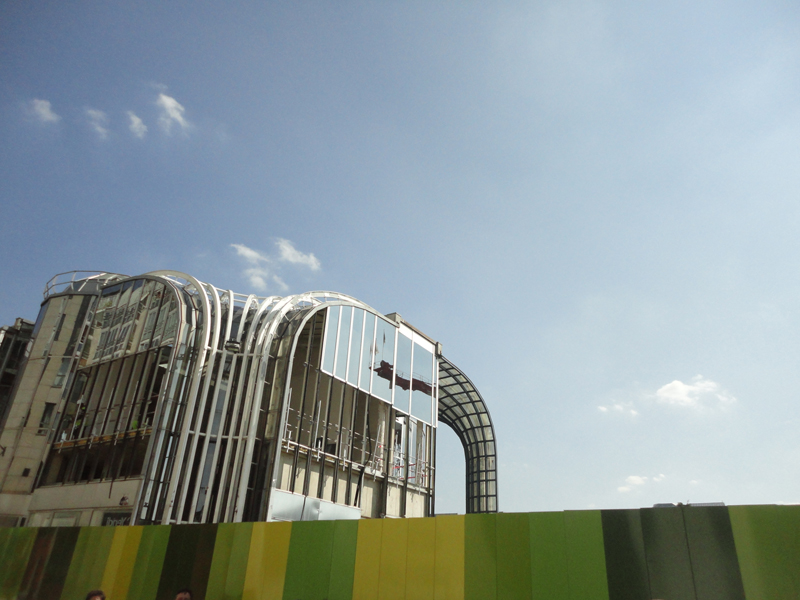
<box><xmin>52</xmin><ymin>358</ymin><xmax>71</xmax><ymax>388</ymax></box>
<box><xmin>38</xmin><ymin>402</ymin><xmax>56</xmax><ymax>434</ymax></box>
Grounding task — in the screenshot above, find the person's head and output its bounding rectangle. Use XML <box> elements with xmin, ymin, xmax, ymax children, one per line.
<box><xmin>86</xmin><ymin>591</ymin><xmax>105</xmax><ymax>600</ymax></box>
<box><xmin>175</xmin><ymin>589</ymin><xmax>193</xmax><ymax>600</ymax></box>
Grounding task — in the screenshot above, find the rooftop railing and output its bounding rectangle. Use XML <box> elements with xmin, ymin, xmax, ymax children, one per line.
<box><xmin>43</xmin><ymin>271</ymin><xmax>127</xmax><ymax>300</ymax></box>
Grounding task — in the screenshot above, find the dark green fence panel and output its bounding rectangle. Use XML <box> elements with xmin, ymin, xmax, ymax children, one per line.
<box><xmin>24</xmin><ymin>526</ymin><xmax>80</xmax><ymax>600</ymax></box>
<box><xmin>496</xmin><ymin>513</ymin><xmax>532</xmax><ymax>600</ymax></box>
<box><xmin>465</xmin><ymin>513</ymin><xmax>497</xmax><ymax>600</ymax></box>
<box><xmin>641</xmin><ymin>507</ymin><xmax>696</xmax><ymax>600</ymax></box>
<box><xmin>283</xmin><ymin>520</ymin><xmax>336</xmax><ymax>600</ymax></box>
<box><xmin>682</xmin><ymin>506</ymin><xmax>745</xmax><ymax>600</ymax></box>
<box><xmin>601</xmin><ymin>509</ymin><xmax>650</xmax><ymax>600</ymax></box>
<box><xmin>156</xmin><ymin>523</ymin><xmax>218</xmax><ymax>600</ymax></box>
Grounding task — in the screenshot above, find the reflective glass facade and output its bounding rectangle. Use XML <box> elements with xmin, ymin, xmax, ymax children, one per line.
<box><xmin>0</xmin><ymin>270</ymin><xmax>498</xmax><ymax>527</ymax></box>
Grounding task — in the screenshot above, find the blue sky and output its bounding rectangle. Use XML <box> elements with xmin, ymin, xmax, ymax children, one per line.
<box><xmin>2</xmin><ymin>1</ymin><xmax>800</xmax><ymax>513</ymax></box>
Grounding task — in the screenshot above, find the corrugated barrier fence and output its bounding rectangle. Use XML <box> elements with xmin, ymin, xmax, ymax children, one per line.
<box><xmin>0</xmin><ymin>505</ymin><xmax>798</xmax><ymax>599</ymax></box>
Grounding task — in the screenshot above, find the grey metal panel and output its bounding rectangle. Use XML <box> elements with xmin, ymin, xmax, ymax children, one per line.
<box><xmin>437</xmin><ymin>356</ymin><xmax>498</xmax><ymax>513</ymax></box>
<box><xmin>270</xmin><ymin>489</ymin><xmax>305</xmax><ymax>521</ymax></box>
<box><xmin>302</xmin><ymin>496</ymin><xmax>321</xmax><ymax>521</ymax></box>
<box><xmin>317</xmin><ymin>498</ymin><xmax>361</xmax><ymax>521</ymax></box>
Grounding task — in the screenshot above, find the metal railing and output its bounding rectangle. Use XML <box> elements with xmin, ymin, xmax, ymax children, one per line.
<box><xmin>43</xmin><ymin>271</ymin><xmax>126</xmax><ymax>300</ymax></box>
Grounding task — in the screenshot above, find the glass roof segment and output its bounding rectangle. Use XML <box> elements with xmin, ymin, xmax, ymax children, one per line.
<box><xmin>437</xmin><ymin>356</ymin><xmax>498</xmax><ymax>514</ymax></box>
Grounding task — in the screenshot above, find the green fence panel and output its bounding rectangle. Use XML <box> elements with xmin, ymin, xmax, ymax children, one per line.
<box><xmin>226</xmin><ymin>521</ymin><xmax>254</xmax><ymax>600</ymax></box>
<box><xmin>35</xmin><ymin>526</ymin><xmax>81</xmax><ymax>600</ymax></box>
<box><xmin>529</xmin><ymin>511</ymin><xmax>569</xmax><ymax>600</ymax></box>
<box><xmin>564</xmin><ymin>510</ymin><xmax>609</xmax><ymax>600</ymax></box>
<box><xmin>0</xmin><ymin>527</ymin><xmax>37</xmax><ymax>600</ymax></box>
<box><xmin>206</xmin><ymin>522</ymin><xmax>253</xmax><ymax>600</ymax></box>
<box><xmin>60</xmin><ymin>526</ymin><xmax>116</xmax><ymax>600</ymax></box>
<box><xmin>128</xmin><ymin>525</ymin><xmax>172</xmax><ymax>600</ymax></box>
<box><xmin>206</xmin><ymin>523</ymin><xmax>236</xmax><ymax>600</ymax></box>
<box><xmin>729</xmin><ymin>505</ymin><xmax>799</xmax><ymax>600</ymax></box>
<box><xmin>641</xmin><ymin>507</ymin><xmax>696</xmax><ymax>600</ymax></box>
<box><xmin>682</xmin><ymin>506</ymin><xmax>745</xmax><ymax>600</ymax></box>
<box><xmin>601</xmin><ymin>509</ymin><xmax>650</xmax><ymax>600</ymax></box>
<box><xmin>328</xmin><ymin>519</ymin><xmax>359</xmax><ymax>600</ymax></box>
<box><xmin>283</xmin><ymin>520</ymin><xmax>336</xmax><ymax>600</ymax></box>
<box><xmin>156</xmin><ymin>523</ymin><xmax>218</xmax><ymax>600</ymax></box>
<box><xmin>464</xmin><ymin>513</ymin><xmax>497</xmax><ymax>600</ymax></box>
<box><xmin>496</xmin><ymin>513</ymin><xmax>532</xmax><ymax>600</ymax></box>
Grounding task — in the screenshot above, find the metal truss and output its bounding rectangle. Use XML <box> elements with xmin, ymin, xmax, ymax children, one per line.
<box><xmin>437</xmin><ymin>356</ymin><xmax>498</xmax><ymax>513</ymax></box>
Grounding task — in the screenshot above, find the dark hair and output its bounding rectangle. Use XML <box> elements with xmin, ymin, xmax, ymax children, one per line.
<box><xmin>176</xmin><ymin>590</ymin><xmax>193</xmax><ymax>599</ymax></box>
<box><xmin>86</xmin><ymin>591</ymin><xmax>106</xmax><ymax>600</ymax></box>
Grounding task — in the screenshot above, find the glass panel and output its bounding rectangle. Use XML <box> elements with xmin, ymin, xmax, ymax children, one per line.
<box><xmin>117</xmin><ymin>352</ymin><xmax>147</xmax><ymax>433</ymax></box>
<box><xmin>325</xmin><ymin>379</ymin><xmax>344</xmax><ymax>455</ymax></box>
<box><xmin>307</xmin><ymin>311</ymin><xmax>325</xmax><ymax>370</ymax></box>
<box><xmin>347</xmin><ymin>309</ymin><xmax>363</xmax><ymax>386</ymax></box>
<box><xmin>391</xmin><ymin>414</ymin><xmax>406</xmax><ymax>479</ymax></box>
<box><xmin>150</xmin><ymin>288</ymin><xmax>171</xmax><ymax>347</ymax></box>
<box><xmin>92</xmin><ymin>359</ymin><xmax>123</xmax><ymax>436</ymax></box>
<box><xmin>104</xmin><ymin>356</ymin><xmax>135</xmax><ymax>435</ymax></box>
<box><xmin>366</xmin><ymin>397</ymin><xmax>389</xmax><ymax>474</ymax></box>
<box><xmin>127</xmin><ymin>280</ymin><xmax>153</xmax><ymax>354</ymax></box>
<box><xmin>161</xmin><ymin>295</ymin><xmax>180</xmax><ymax>345</ymax></box>
<box><xmin>360</xmin><ymin>312</ymin><xmax>376</xmax><ymax>391</ymax></box>
<box><xmin>371</xmin><ymin>318</ymin><xmax>396</xmax><ymax>402</ymax></box>
<box><xmin>411</xmin><ymin>343</ymin><xmax>434</xmax><ymax>423</ymax></box>
<box><xmin>394</xmin><ymin>333</ymin><xmax>412</xmax><ymax>413</ymax></box>
<box><xmin>339</xmin><ymin>386</ymin><xmax>355</xmax><ymax>461</ymax></box>
<box><xmin>351</xmin><ymin>391</ymin><xmax>368</xmax><ymax>465</ymax></box>
<box><xmin>334</xmin><ymin>306</ymin><xmax>351</xmax><ymax>380</ymax></box>
<box><xmin>138</xmin><ymin>283</ymin><xmax>165</xmax><ymax>352</ymax></box>
<box><xmin>321</xmin><ymin>306</ymin><xmax>339</xmax><ymax>374</ymax></box>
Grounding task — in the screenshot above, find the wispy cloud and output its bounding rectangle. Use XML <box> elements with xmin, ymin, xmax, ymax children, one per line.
<box><xmin>618</xmin><ymin>474</ymin><xmax>666</xmax><ymax>493</ymax></box>
<box><xmin>597</xmin><ymin>401</ymin><xmax>638</xmax><ymax>416</ymax></box>
<box><xmin>156</xmin><ymin>93</ymin><xmax>190</xmax><ymax>134</ymax></box>
<box><xmin>26</xmin><ymin>99</ymin><xmax>60</xmax><ymax>124</ymax></box>
<box><xmin>127</xmin><ymin>111</ymin><xmax>147</xmax><ymax>138</ymax></box>
<box><xmin>276</xmin><ymin>238</ymin><xmax>321</xmax><ymax>271</ymax></box>
<box><xmin>656</xmin><ymin>376</ymin><xmax>736</xmax><ymax>410</ymax></box>
<box><xmin>231</xmin><ymin>239</ymin><xmax>321</xmax><ymax>293</ymax></box>
<box><xmin>86</xmin><ymin>109</ymin><xmax>109</xmax><ymax>139</ymax></box>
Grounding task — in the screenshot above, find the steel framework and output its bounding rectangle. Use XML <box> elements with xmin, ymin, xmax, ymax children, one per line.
<box><xmin>437</xmin><ymin>356</ymin><xmax>498</xmax><ymax>513</ymax></box>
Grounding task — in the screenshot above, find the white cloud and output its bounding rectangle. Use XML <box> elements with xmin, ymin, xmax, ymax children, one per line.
<box><xmin>276</xmin><ymin>238</ymin><xmax>321</xmax><ymax>271</ymax></box>
<box><xmin>156</xmin><ymin>93</ymin><xmax>190</xmax><ymax>134</ymax></box>
<box><xmin>617</xmin><ymin>474</ymin><xmax>666</xmax><ymax>493</ymax></box>
<box><xmin>27</xmin><ymin>99</ymin><xmax>60</xmax><ymax>124</ymax></box>
<box><xmin>656</xmin><ymin>375</ymin><xmax>736</xmax><ymax>410</ymax></box>
<box><xmin>86</xmin><ymin>109</ymin><xmax>109</xmax><ymax>139</ymax></box>
<box><xmin>597</xmin><ymin>401</ymin><xmax>638</xmax><ymax>416</ymax></box>
<box><xmin>231</xmin><ymin>244</ymin><xmax>268</xmax><ymax>264</ymax></box>
<box><xmin>231</xmin><ymin>240</ymin><xmax>321</xmax><ymax>293</ymax></box>
<box><xmin>127</xmin><ymin>111</ymin><xmax>147</xmax><ymax>138</ymax></box>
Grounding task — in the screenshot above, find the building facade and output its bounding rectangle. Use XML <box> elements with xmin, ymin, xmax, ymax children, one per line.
<box><xmin>0</xmin><ymin>271</ymin><xmax>497</xmax><ymax>527</ymax></box>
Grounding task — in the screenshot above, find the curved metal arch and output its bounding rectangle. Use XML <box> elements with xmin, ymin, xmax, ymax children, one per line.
<box><xmin>437</xmin><ymin>356</ymin><xmax>498</xmax><ymax>513</ymax></box>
